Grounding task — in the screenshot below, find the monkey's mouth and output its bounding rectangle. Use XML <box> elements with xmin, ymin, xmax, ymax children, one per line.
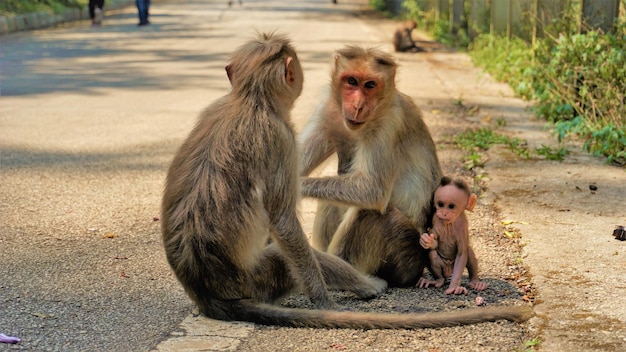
<box><xmin>345</xmin><ymin>118</ymin><xmax>365</xmax><ymax>129</ymax></box>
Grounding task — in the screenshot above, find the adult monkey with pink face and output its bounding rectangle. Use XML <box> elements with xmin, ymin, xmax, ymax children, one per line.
<box><xmin>299</xmin><ymin>46</ymin><xmax>442</xmax><ymax>287</ymax></box>
<box><xmin>418</xmin><ymin>177</ymin><xmax>488</xmax><ymax>295</ymax></box>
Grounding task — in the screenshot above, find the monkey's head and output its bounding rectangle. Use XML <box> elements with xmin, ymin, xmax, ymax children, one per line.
<box><xmin>226</xmin><ymin>32</ymin><xmax>304</xmax><ymax>106</ymax></box>
<box><xmin>433</xmin><ymin>177</ymin><xmax>477</xmax><ymax>224</ymax></box>
<box><xmin>331</xmin><ymin>46</ymin><xmax>397</xmax><ymax>131</ymax></box>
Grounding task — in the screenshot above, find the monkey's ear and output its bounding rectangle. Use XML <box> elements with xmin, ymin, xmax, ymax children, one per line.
<box><xmin>466</xmin><ymin>194</ymin><xmax>477</xmax><ymax>212</ymax></box>
<box><xmin>333</xmin><ymin>54</ymin><xmax>341</xmax><ymax>69</ymax></box>
<box><xmin>225</xmin><ymin>64</ymin><xmax>234</xmax><ymax>84</ymax></box>
<box><xmin>285</xmin><ymin>57</ymin><xmax>295</xmax><ymax>85</ymax></box>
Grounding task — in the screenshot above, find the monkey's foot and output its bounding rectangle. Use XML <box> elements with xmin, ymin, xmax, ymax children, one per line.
<box><xmin>353</xmin><ymin>276</ymin><xmax>387</xmax><ymax>299</ymax></box>
<box><xmin>311</xmin><ymin>293</ymin><xmax>339</xmax><ymax>310</ymax></box>
<box><xmin>417</xmin><ymin>277</ymin><xmax>444</xmax><ymax>289</ymax></box>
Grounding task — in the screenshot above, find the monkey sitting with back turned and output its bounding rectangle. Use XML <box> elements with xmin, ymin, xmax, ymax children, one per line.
<box><xmin>393</xmin><ymin>20</ymin><xmax>424</xmax><ymax>52</ymax></box>
<box><xmin>418</xmin><ymin>176</ymin><xmax>488</xmax><ymax>295</ymax></box>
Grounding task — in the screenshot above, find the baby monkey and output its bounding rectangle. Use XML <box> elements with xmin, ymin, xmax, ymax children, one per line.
<box><xmin>418</xmin><ymin>177</ymin><xmax>487</xmax><ymax>295</ymax></box>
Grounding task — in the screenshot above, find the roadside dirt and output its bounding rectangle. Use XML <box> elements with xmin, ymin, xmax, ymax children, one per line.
<box><xmin>235</xmin><ymin>12</ymin><xmax>626</xmax><ymax>352</ymax></box>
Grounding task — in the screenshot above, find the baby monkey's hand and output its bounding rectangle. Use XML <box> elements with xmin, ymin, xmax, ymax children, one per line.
<box><xmin>419</xmin><ymin>232</ymin><xmax>437</xmax><ymax>249</ymax></box>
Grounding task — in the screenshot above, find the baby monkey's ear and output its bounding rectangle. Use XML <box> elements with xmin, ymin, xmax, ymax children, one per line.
<box><xmin>466</xmin><ymin>194</ymin><xmax>477</xmax><ymax>212</ymax></box>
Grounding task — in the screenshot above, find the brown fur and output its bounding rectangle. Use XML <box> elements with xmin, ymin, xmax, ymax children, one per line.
<box><xmin>298</xmin><ymin>46</ymin><xmax>531</xmax><ymax>324</ymax></box>
<box><xmin>393</xmin><ymin>20</ymin><xmax>423</xmax><ymax>52</ymax></box>
<box><xmin>419</xmin><ymin>177</ymin><xmax>486</xmax><ymax>295</ymax></box>
<box><xmin>162</xmin><ymin>35</ymin><xmax>531</xmax><ymax>329</ymax></box>
<box><xmin>300</xmin><ymin>46</ymin><xmax>441</xmax><ymax>287</ymax></box>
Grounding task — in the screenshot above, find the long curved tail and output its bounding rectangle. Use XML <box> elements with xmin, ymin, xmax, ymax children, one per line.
<box><xmin>232</xmin><ymin>300</ymin><xmax>532</xmax><ymax>329</ymax></box>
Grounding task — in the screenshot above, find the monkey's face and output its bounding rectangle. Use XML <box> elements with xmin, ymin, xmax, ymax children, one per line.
<box><xmin>433</xmin><ymin>185</ymin><xmax>467</xmax><ymax>224</ymax></box>
<box><xmin>338</xmin><ymin>73</ymin><xmax>384</xmax><ymax>130</ymax></box>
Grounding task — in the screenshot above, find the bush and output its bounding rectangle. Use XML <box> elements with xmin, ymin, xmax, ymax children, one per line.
<box><xmin>532</xmin><ymin>24</ymin><xmax>626</xmax><ymax>165</ymax></box>
<box><xmin>468</xmin><ymin>22</ymin><xmax>625</xmax><ymax>165</ymax></box>
<box><xmin>469</xmin><ymin>35</ymin><xmax>534</xmax><ymax>99</ymax></box>
<box><xmin>0</xmin><ymin>0</ymin><xmax>85</xmax><ymax>15</ymax></box>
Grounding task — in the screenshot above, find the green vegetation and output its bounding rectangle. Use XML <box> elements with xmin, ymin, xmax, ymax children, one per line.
<box><xmin>0</xmin><ymin>0</ymin><xmax>86</xmax><ymax>15</ymax></box>
<box><xmin>469</xmin><ymin>24</ymin><xmax>626</xmax><ymax>166</ymax></box>
<box><xmin>400</xmin><ymin>0</ymin><xmax>626</xmax><ymax>166</ymax></box>
<box><xmin>402</xmin><ymin>0</ymin><xmax>470</xmax><ymax>47</ymax></box>
<box><xmin>453</xmin><ymin>127</ymin><xmax>568</xmax><ymax>170</ymax></box>
<box><xmin>514</xmin><ymin>337</ymin><xmax>542</xmax><ymax>352</ymax></box>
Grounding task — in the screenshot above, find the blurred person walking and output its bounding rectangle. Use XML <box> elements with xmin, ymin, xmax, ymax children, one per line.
<box><xmin>136</xmin><ymin>0</ymin><xmax>151</xmax><ymax>26</ymax></box>
<box><xmin>89</xmin><ymin>0</ymin><xmax>105</xmax><ymax>26</ymax></box>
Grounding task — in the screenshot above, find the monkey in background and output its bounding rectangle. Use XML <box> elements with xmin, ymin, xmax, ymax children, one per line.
<box><xmin>393</xmin><ymin>20</ymin><xmax>424</xmax><ymax>52</ymax></box>
<box><xmin>162</xmin><ymin>33</ymin><xmax>531</xmax><ymax>328</ymax></box>
<box><xmin>418</xmin><ymin>177</ymin><xmax>488</xmax><ymax>295</ymax></box>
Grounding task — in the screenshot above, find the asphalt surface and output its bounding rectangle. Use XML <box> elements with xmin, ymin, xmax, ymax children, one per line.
<box><xmin>0</xmin><ymin>1</ymin><xmax>421</xmax><ymax>350</ymax></box>
<box><xmin>2</xmin><ymin>0</ymin><xmax>625</xmax><ymax>351</ymax></box>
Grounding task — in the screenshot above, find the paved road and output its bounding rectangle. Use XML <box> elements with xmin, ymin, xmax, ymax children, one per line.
<box><xmin>0</xmin><ymin>0</ymin><xmax>406</xmax><ymax>350</ymax></box>
<box><xmin>2</xmin><ymin>0</ymin><xmax>625</xmax><ymax>351</ymax></box>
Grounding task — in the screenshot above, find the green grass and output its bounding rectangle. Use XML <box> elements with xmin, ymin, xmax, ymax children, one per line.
<box><xmin>0</xmin><ymin>0</ymin><xmax>87</xmax><ymax>16</ymax></box>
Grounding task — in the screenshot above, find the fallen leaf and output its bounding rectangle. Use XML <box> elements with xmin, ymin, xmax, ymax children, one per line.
<box><xmin>32</xmin><ymin>312</ymin><xmax>54</xmax><ymax>319</ymax></box>
<box><xmin>502</xmin><ymin>219</ymin><xmax>529</xmax><ymax>225</ymax></box>
<box><xmin>102</xmin><ymin>233</ymin><xmax>116</xmax><ymax>239</ymax></box>
<box><xmin>330</xmin><ymin>343</ymin><xmax>347</xmax><ymax>350</ymax></box>
<box><xmin>152</xmin><ymin>216</ymin><xmax>160</xmax><ymax>222</ymax></box>
<box><xmin>504</xmin><ymin>231</ymin><xmax>517</xmax><ymax>238</ymax></box>
<box><xmin>120</xmin><ymin>271</ymin><xmax>129</xmax><ymax>278</ymax></box>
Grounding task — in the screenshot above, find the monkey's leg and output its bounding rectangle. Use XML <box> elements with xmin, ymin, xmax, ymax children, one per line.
<box><xmin>333</xmin><ymin>208</ymin><xmax>428</xmax><ymax>287</ymax></box>
<box><xmin>313</xmin><ymin>249</ymin><xmax>387</xmax><ymax>299</ymax></box>
<box><xmin>249</xmin><ymin>243</ymin><xmax>298</xmax><ymax>304</ymax></box>
<box><xmin>326</xmin><ymin>206</ymin><xmax>359</xmax><ymax>256</ymax></box>
<box><xmin>466</xmin><ymin>247</ymin><xmax>487</xmax><ymax>290</ymax></box>
<box><xmin>269</xmin><ymin>228</ymin><xmax>337</xmax><ymax>310</ymax></box>
<box><xmin>427</xmin><ymin>250</ymin><xmax>446</xmax><ymax>288</ymax></box>
<box><xmin>311</xmin><ymin>202</ymin><xmax>344</xmax><ymax>251</ymax></box>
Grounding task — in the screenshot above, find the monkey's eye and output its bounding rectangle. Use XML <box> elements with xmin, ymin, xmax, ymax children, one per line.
<box><xmin>364</xmin><ymin>81</ymin><xmax>377</xmax><ymax>89</ymax></box>
<box><xmin>436</xmin><ymin>201</ymin><xmax>445</xmax><ymax>208</ymax></box>
<box><xmin>346</xmin><ymin>77</ymin><xmax>358</xmax><ymax>86</ymax></box>
<box><xmin>448</xmin><ymin>204</ymin><xmax>456</xmax><ymax>210</ymax></box>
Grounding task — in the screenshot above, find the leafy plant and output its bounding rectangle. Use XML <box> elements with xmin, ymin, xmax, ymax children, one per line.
<box><xmin>467</xmin><ymin>8</ymin><xmax>626</xmax><ymax>166</ymax></box>
<box><xmin>535</xmin><ymin>144</ymin><xmax>569</xmax><ymax>161</ymax></box>
<box><xmin>514</xmin><ymin>337</ymin><xmax>541</xmax><ymax>352</ymax></box>
<box><xmin>402</xmin><ymin>0</ymin><xmax>470</xmax><ymax>48</ymax></box>
<box><xmin>469</xmin><ymin>34</ymin><xmax>535</xmax><ymax>100</ymax></box>
<box><xmin>0</xmin><ymin>0</ymin><xmax>86</xmax><ymax>15</ymax></box>
<box><xmin>452</xmin><ymin>127</ymin><xmax>531</xmax><ymax>170</ymax></box>
<box><xmin>368</xmin><ymin>0</ymin><xmax>387</xmax><ymax>13</ymax></box>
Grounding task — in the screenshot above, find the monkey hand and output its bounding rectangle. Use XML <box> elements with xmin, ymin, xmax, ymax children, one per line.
<box><xmin>445</xmin><ymin>284</ymin><xmax>468</xmax><ymax>295</ymax></box>
<box><xmin>419</xmin><ymin>233</ymin><xmax>437</xmax><ymax>249</ymax></box>
<box><xmin>469</xmin><ymin>279</ymin><xmax>488</xmax><ymax>291</ymax></box>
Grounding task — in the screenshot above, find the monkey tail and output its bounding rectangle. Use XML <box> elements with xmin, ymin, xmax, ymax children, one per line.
<box><xmin>231</xmin><ymin>300</ymin><xmax>532</xmax><ymax>329</ymax></box>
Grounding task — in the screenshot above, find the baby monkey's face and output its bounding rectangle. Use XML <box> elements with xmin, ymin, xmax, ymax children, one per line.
<box><xmin>433</xmin><ymin>184</ymin><xmax>468</xmax><ymax>224</ymax></box>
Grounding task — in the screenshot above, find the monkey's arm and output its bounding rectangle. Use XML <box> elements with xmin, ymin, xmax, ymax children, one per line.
<box><xmin>301</xmin><ymin>171</ymin><xmax>393</xmax><ymax>212</ymax></box>
<box><xmin>299</xmin><ymin>130</ymin><xmax>335</xmax><ymax>176</ymax></box>
<box><xmin>301</xmin><ymin>137</ymin><xmax>397</xmax><ymax>211</ymax></box>
<box><xmin>419</xmin><ymin>232</ymin><xmax>438</xmax><ymax>249</ymax></box>
<box><xmin>298</xmin><ymin>90</ymin><xmax>338</xmax><ymax>176</ymax></box>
